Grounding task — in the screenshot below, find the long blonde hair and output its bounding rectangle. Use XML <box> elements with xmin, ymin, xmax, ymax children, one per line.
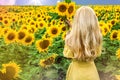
<box><xmin>65</xmin><ymin>6</ymin><xmax>102</xmax><ymax>61</ymax></box>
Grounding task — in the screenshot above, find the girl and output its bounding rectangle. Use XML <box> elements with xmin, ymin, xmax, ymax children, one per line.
<box><xmin>63</xmin><ymin>6</ymin><xmax>102</xmax><ymax>80</ymax></box>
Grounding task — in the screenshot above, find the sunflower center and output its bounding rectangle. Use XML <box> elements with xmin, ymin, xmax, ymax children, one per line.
<box><xmin>99</xmin><ymin>24</ymin><xmax>103</xmax><ymax>27</ymax></box>
<box><xmin>42</xmin><ymin>16</ymin><xmax>44</xmax><ymax>18</ymax></box>
<box><xmin>60</xmin><ymin>18</ymin><xmax>64</xmax><ymax>21</ymax></box>
<box><xmin>36</xmin><ymin>24</ymin><xmax>38</xmax><ymax>28</ymax></box>
<box><xmin>104</xmin><ymin>28</ymin><xmax>108</xmax><ymax>33</ymax></box>
<box><xmin>59</xmin><ymin>5</ymin><xmax>67</xmax><ymax>12</ymax></box>
<box><xmin>62</xmin><ymin>26</ymin><xmax>66</xmax><ymax>31</ymax></box>
<box><xmin>23</xmin><ymin>26</ymin><xmax>27</xmax><ymax>30</ymax></box>
<box><xmin>4</xmin><ymin>20</ymin><xmax>8</xmax><ymax>24</ymax></box>
<box><xmin>68</xmin><ymin>6</ymin><xmax>74</xmax><ymax>14</ymax></box>
<box><xmin>63</xmin><ymin>34</ymin><xmax>66</xmax><ymax>38</ymax></box>
<box><xmin>113</xmin><ymin>32</ymin><xmax>118</xmax><ymax>38</ymax></box>
<box><xmin>40</xmin><ymin>23</ymin><xmax>43</xmax><ymax>27</ymax></box>
<box><xmin>47</xmin><ymin>17</ymin><xmax>50</xmax><ymax>21</ymax></box>
<box><xmin>31</xmin><ymin>28</ymin><xmax>35</xmax><ymax>32</ymax></box>
<box><xmin>20</xmin><ymin>15</ymin><xmax>23</xmax><ymax>18</ymax></box>
<box><xmin>29</xmin><ymin>12</ymin><xmax>32</xmax><ymax>15</ymax></box>
<box><xmin>111</xmin><ymin>20</ymin><xmax>115</xmax><ymax>25</ymax></box>
<box><xmin>39</xmin><ymin>40</ymin><xmax>49</xmax><ymax>49</ymax></box>
<box><xmin>12</xmin><ymin>19</ymin><xmax>15</xmax><ymax>22</ymax></box>
<box><xmin>37</xmin><ymin>14</ymin><xmax>40</xmax><ymax>17</ymax></box>
<box><xmin>25</xmin><ymin>36</ymin><xmax>32</xmax><ymax>43</ymax></box>
<box><xmin>4</xmin><ymin>30</ymin><xmax>8</xmax><ymax>34</ymax></box>
<box><xmin>28</xmin><ymin>19</ymin><xmax>30</xmax><ymax>23</ymax></box>
<box><xmin>48</xmin><ymin>23</ymin><xmax>51</xmax><ymax>27</ymax></box>
<box><xmin>108</xmin><ymin>24</ymin><xmax>111</xmax><ymax>29</ymax></box>
<box><xmin>31</xmin><ymin>22</ymin><xmax>35</xmax><ymax>25</ymax></box>
<box><xmin>18</xmin><ymin>32</ymin><xmax>25</xmax><ymax>40</ymax></box>
<box><xmin>52</xmin><ymin>21</ymin><xmax>56</xmax><ymax>25</ymax></box>
<box><xmin>52</xmin><ymin>28</ymin><xmax>58</xmax><ymax>34</ymax></box>
<box><xmin>0</xmin><ymin>17</ymin><xmax>3</xmax><ymax>20</ymax></box>
<box><xmin>7</xmin><ymin>33</ymin><xmax>15</xmax><ymax>40</ymax></box>
<box><xmin>6</xmin><ymin>66</ymin><xmax>16</xmax><ymax>77</ymax></box>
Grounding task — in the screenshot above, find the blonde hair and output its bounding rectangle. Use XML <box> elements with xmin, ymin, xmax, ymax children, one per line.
<box><xmin>65</xmin><ymin>6</ymin><xmax>102</xmax><ymax>61</ymax></box>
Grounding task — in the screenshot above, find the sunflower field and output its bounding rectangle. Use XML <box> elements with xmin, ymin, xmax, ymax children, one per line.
<box><xmin>0</xmin><ymin>0</ymin><xmax>120</xmax><ymax>80</ymax></box>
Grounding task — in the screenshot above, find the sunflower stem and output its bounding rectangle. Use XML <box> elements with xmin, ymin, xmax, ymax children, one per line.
<box><xmin>63</xmin><ymin>16</ymin><xmax>70</xmax><ymax>32</ymax></box>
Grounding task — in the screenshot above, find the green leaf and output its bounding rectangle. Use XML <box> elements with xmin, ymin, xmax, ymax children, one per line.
<box><xmin>110</xmin><ymin>56</ymin><xmax>117</xmax><ymax>61</ymax></box>
<box><xmin>65</xmin><ymin>0</ymin><xmax>71</xmax><ymax>3</ymax></box>
<box><xmin>48</xmin><ymin>12</ymin><xmax>60</xmax><ymax>21</ymax></box>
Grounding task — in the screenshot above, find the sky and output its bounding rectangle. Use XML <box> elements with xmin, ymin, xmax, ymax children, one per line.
<box><xmin>0</xmin><ymin>0</ymin><xmax>120</xmax><ymax>5</ymax></box>
<box><xmin>0</xmin><ymin>0</ymin><xmax>16</xmax><ymax>5</ymax></box>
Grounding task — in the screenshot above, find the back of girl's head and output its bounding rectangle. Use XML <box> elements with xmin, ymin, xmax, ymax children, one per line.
<box><xmin>66</xmin><ymin>6</ymin><xmax>102</xmax><ymax>61</ymax></box>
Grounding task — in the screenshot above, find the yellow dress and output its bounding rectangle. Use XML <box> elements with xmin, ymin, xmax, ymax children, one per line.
<box><xmin>63</xmin><ymin>46</ymin><xmax>100</xmax><ymax>80</ymax></box>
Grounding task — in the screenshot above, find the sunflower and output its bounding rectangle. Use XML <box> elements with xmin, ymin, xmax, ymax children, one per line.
<box><xmin>57</xmin><ymin>19</ymin><xmax>64</xmax><ymax>25</ymax></box>
<box><xmin>1</xmin><ymin>61</ymin><xmax>21</xmax><ymax>79</ymax></box>
<box><xmin>36</xmin><ymin>38</ymin><xmax>51</xmax><ymax>52</ymax></box>
<box><xmin>46</xmin><ymin>21</ymin><xmax>52</xmax><ymax>28</ymax></box>
<box><xmin>39</xmin><ymin>59</ymin><xmax>47</xmax><ymax>68</ymax></box>
<box><xmin>28</xmin><ymin>11</ymin><xmax>34</xmax><ymax>16</ymax></box>
<box><xmin>4</xmin><ymin>29</ymin><xmax>17</xmax><ymax>44</ymax></box>
<box><xmin>26</xmin><ymin>17</ymin><xmax>32</xmax><ymax>23</ymax></box>
<box><xmin>51</xmin><ymin>20</ymin><xmax>57</xmax><ymax>25</ymax></box>
<box><xmin>51</xmin><ymin>53</ymin><xmax>58</xmax><ymax>58</ymax></box>
<box><xmin>110</xmin><ymin>30</ymin><xmax>118</xmax><ymax>40</ymax></box>
<box><xmin>27</xmin><ymin>25</ymin><xmax>37</xmax><ymax>34</ymax></box>
<box><xmin>118</xmin><ymin>30</ymin><xmax>120</xmax><ymax>40</ymax></box>
<box><xmin>56</xmin><ymin>2</ymin><xmax>68</xmax><ymax>16</ymax></box>
<box><xmin>40</xmin><ymin>15</ymin><xmax>45</xmax><ymax>20</ymax></box>
<box><xmin>19</xmin><ymin>13</ymin><xmax>24</xmax><ymax>19</ymax></box>
<box><xmin>21</xmin><ymin>19</ymin><xmax>27</xmax><ymax>25</ymax></box>
<box><xmin>36</xmin><ymin>17</ymin><xmax>43</xmax><ymax>22</ymax></box>
<box><xmin>61</xmin><ymin>25</ymin><xmax>67</xmax><ymax>32</ymax></box>
<box><xmin>16</xmin><ymin>30</ymin><xmax>27</xmax><ymax>44</ymax></box>
<box><xmin>46</xmin><ymin>16</ymin><xmax>51</xmax><ymax>21</ymax></box>
<box><xmin>67</xmin><ymin>16</ymin><xmax>73</xmax><ymax>22</ymax></box>
<box><xmin>29</xmin><ymin>20</ymin><xmax>36</xmax><ymax>26</ymax></box>
<box><xmin>62</xmin><ymin>32</ymin><xmax>66</xmax><ymax>40</ymax></box>
<box><xmin>39</xmin><ymin>54</ymin><xmax>57</xmax><ymax>68</ymax></box>
<box><xmin>109</xmin><ymin>19</ymin><xmax>117</xmax><ymax>26</ymax></box>
<box><xmin>48</xmin><ymin>26</ymin><xmax>60</xmax><ymax>38</ymax></box>
<box><xmin>115</xmin><ymin>13</ymin><xmax>119</xmax><ymax>21</ymax></box>
<box><xmin>2</xmin><ymin>18</ymin><xmax>11</xmax><ymax>27</ymax></box>
<box><xmin>20</xmin><ymin>24</ymin><xmax>28</xmax><ymax>31</ymax></box>
<box><xmin>11</xmin><ymin>16</ymin><xmax>18</xmax><ymax>23</ymax></box>
<box><xmin>95</xmin><ymin>11</ymin><xmax>99</xmax><ymax>17</ymax></box>
<box><xmin>0</xmin><ymin>14</ymin><xmax>3</xmax><ymax>22</ymax></box>
<box><xmin>116</xmin><ymin>48</ymin><xmax>120</xmax><ymax>59</ymax></box>
<box><xmin>67</xmin><ymin>2</ymin><xmax>75</xmax><ymax>17</ymax></box>
<box><xmin>99</xmin><ymin>21</ymin><xmax>106</xmax><ymax>28</ymax></box>
<box><xmin>23</xmin><ymin>34</ymin><xmax>34</xmax><ymax>46</ymax></box>
<box><xmin>17</xmin><ymin>19</ymin><xmax>23</xmax><ymax>25</ymax></box>
<box><xmin>38</xmin><ymin>20</ymin><xmax>46</xmax><ymax>29</ymax></box>
<box><xmin>36</xmin><ymin>12</ymin><xmax>41</xmax><ymax>18</ymax></box>
<box><xmin>107</xmin><ymin>22</ymin><xmax>112</xmax><ymax>31</ymax></box>
<box><xmin>100</xmin><ymin>26</ymin><xmax>110</xmax><ymax>36</ymax></box>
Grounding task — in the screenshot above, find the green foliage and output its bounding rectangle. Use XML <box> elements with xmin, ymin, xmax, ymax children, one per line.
<box><xmin>64</xmin><ymin>0</ymin><xmax>71</xmax><ymax>3</ymax></box>
<box><xmin>95</xmin><ymin>23</ymin><xmax>120</xmax><ymax>75</ymax></box>
<box><xmin>48</xmin><ymin>12</ymin><xmax>60</xmax><ymax>22</ymax></box>
<box><xmin>34</xmin><ymin>28</ymin><xmax>46</xmax><ymax>40</ymax></box>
